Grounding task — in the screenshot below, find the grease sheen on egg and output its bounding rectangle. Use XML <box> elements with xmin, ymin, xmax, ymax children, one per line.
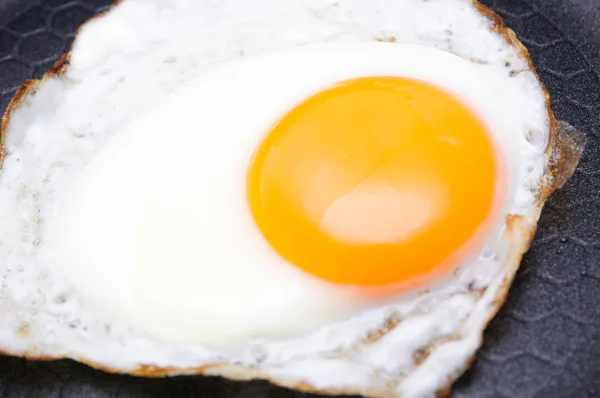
<box><xmin>50</xmin><ymin>43</ymin><xmax>518</xmax><ymax>345</ymax></box>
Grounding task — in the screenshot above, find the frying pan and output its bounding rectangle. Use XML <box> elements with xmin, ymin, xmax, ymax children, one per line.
<box><xmin>0</xmin><ymin>0</ymin><xmax>598</xmax><ymax>397</ymax></box>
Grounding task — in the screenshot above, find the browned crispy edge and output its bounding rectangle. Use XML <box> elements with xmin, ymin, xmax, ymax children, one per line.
<box><xmin>0</xmin><ymin>0</ymin><xmax>122</xmax><ymax>163</ymax></box>
<box><xmin>0</xmin><ymin>0</ymin><xmax>572</xmax><ymax>396</ymax></box>
<box><xmin>433</xmin><ymin>3</ymin><xmax>565</xmax><ymax>397</ymax></box>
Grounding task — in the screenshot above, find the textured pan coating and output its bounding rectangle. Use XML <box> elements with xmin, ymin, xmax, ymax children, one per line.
<box><xmin>0</xmin><ymin>1</ymin><xmax>586</xmax><ymax>397</ymax></box>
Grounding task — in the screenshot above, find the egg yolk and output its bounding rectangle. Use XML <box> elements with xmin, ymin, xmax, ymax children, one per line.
<box><xmin>247</xmin><ymin>77</ymin><xmax>503</xmax><ymax>290</ymax></box>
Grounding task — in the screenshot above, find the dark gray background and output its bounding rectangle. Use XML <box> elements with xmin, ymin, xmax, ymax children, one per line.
<box><xmin>0</xmin><ymin>0</ymin><xmax>598</xmax><ymax>397</ymax></box>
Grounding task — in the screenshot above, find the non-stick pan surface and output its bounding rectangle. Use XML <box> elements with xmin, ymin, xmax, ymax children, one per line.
<box><xmin>0</xmin><ymin>0</ymin><xmax>598</xmax><ymax>397</ymax></box>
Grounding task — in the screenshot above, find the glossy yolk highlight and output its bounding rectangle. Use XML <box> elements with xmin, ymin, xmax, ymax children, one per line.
<box><xmin>247</xmin><ymin>77</ymin><xmax>502</xmax><ymax>289</ymax></box>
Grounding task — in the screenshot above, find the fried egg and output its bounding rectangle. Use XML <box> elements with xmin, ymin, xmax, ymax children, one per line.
<box><xmin>0</xmin><ymin>1</ymin><xmax>585</xmax><ymax>397</ymax></box>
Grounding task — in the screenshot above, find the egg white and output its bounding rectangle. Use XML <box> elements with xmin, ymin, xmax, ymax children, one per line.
<box><xmin>0</xmin><ymin>1</ymin><xmax>556</xmax><ymax>397</ymax></box>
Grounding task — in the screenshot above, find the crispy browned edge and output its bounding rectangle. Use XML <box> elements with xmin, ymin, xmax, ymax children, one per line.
<box><xmin>0</xmin><ymin>0</ymin><xmax>574</xmax><ymax>396</ymax></box>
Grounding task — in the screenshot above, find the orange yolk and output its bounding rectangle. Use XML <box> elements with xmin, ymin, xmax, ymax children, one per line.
<box><xmin>247</xmin><ymin>77</ymin><xmax>504</xmax><ymax>291</ymax></box>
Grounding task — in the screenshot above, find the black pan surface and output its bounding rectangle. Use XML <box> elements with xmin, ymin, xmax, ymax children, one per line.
<box><xmin>0</xmin><ymin>0</ymin><xmax>598</xmax><ymax>397</ymax></box>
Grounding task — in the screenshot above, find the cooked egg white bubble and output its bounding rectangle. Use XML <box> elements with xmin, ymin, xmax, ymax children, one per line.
<box><xmin>49</xmin><ymin>42</ymin><xmax>519</xmax><ymax>346</ymax></box>
<box><xmin>0</xmin><ymin>1</ymin><xmax>555</xmax><ymax>397</ymax></box>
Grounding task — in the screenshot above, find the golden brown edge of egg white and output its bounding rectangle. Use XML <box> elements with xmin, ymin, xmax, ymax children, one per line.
<box><xmin>0</xmin><ymin>1</ymin><xmax>586</xmax><ymax>397</ymax></box>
